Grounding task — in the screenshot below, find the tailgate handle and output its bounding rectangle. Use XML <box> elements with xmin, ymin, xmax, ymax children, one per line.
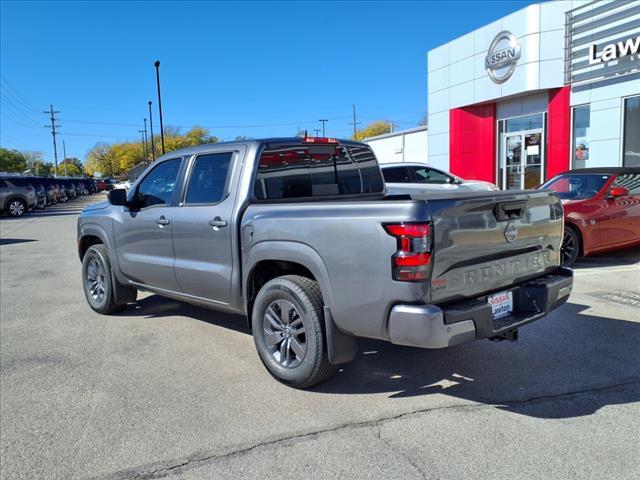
<box><xmin>494</xmin><ymin>201</ymin><xmax>526</xmax><ymax>221</ymax></box>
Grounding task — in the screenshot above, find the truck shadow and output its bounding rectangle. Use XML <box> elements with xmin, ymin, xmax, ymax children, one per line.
<box><xmin>122</xmin><ymin>297</ymin><xmax>639</xmax><ymax>419</ymax></box>
<box><xmin>572</xmin><ymin>246</ymin><xmax>640</xmax><ymax>269</ymax></box>
<box><xmin>316</xmin><ymin>301</ymin><xmax>640</xmax><ymax>418</ymax></box>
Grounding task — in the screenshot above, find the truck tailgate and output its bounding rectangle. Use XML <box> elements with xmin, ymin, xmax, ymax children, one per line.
<box><xmin>414</xmin><ymin>190</ymin><xmax>564</xmax><ymax>305</ymax></box>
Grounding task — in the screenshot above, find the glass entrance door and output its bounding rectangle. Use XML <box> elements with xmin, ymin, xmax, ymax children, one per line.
<box><xmin>502</xmin><ymin>130</ymin><xmax>544</xmax><ymax>190</ymax></box>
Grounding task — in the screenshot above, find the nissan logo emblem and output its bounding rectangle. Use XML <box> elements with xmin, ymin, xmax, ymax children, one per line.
<box><xmin>504</xmin><ymin>223</ymin><xmax>518</xmax><ymax>243</ymax></box>
<box><xmin>485</xmin><ymin>31</ymin><xmax>521</xmax><ymax>84</ymax></box>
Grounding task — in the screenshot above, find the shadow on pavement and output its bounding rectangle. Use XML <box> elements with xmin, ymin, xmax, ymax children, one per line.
<box><xmin>118</xmin><ymin>296</ymin><xmax>640</xmax><ymax>419</ymax></box>
<box><xmin>0</xmin><ymin>238</ymin><xmax>37</xmax><ymax>246</ymax></box>
<box><xmin>573</xmin><ymin>246</ymin><xmax>640</xmax><ymax>269</ymax></box>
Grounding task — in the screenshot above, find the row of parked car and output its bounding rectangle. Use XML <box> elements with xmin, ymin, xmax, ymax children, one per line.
<box><xmin>0</xmin><ymin>176</ymin><xmax>113</xmax><ymax>217</ymax></box>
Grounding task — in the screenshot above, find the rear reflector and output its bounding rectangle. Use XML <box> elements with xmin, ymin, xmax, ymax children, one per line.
<box><xmin>384</xmin><ymin>222</ymin><xmax>431</xmax><ymax>282</ymax></box>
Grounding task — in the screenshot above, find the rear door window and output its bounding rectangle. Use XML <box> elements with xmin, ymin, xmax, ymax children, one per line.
<box><xmin>413</xmin><ymin>167</ymin><xmax>454</xmax><ymax>184</ymax></box>
<box><xmin>184</xmin><ymin>152</ymin><xmax>233</xmax><ymax>204</ymax></box>
<box><xmin>254</xmin><ymin>143</ymin><xmax>383</xmax><ymax>200</ymax></box>
<box><xmin>382</xmin><ymin>167</ymin><xmax>412</xmax><ymax>183</ymax></box>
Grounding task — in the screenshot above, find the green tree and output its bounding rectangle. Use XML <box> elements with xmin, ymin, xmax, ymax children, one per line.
<box><xmin>22</xmin><ymin>151</ymin><xmax>54</xmax><ymax>175</ymax></box>
<box><xmin>352</xmin><ymin>120</ymin><xmax>397</xmax><ymax>141</ymax></box>
<box><xmin>0</xmin><ymin>148</ymin><xmax>28</xmax><ymax>173</ymax></box>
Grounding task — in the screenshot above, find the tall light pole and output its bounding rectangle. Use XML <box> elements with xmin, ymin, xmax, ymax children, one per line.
<box><xmin>148</xmin><ymin>101</ymin><xmax>156</xmax><ymax>161</ymax></box>
<box><xmin>154</xmin><ymin>61</ymin><xmax>165</xmax><ymax>154</ymax></box>
<box><xmin>313</xmin><ymin>129</ymin><xmax>321</xmax><ymax>137</ymax></box>
<box><xmin>319</xmin><ymin>119</ymin><xmax>328</xmax><ymax>137</ymax></box>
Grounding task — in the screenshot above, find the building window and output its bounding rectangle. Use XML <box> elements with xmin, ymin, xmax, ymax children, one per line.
<box><xmin>505</xmin><ymin>113</ymin><xmax>543</xmax><ymax>133</ymax></box>
<box><xmin>572</xmin><ymin>105</ymin><xmax>590</xmax><ymax>169</ymax></box>
<box><xmin>623</xmin><ymin>96</ymin><xmax>640</xmax><ymax>167</ymax></box>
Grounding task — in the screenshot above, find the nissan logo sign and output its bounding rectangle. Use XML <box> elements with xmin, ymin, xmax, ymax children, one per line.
<box><xmin>504</xmin><ymin>223</ymin><xmax>518</xmax><ymax>243</ymax></box>
<box><xmin>485</xmin><ymin>31</ymin><xmax>521</xmax><ymax>84</ymax></box>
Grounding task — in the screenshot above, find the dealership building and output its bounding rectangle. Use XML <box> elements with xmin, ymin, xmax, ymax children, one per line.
<box><xmin>427</xmin><ymin>0</ymin><xmax>639</xmax><ymax>189</ymax></box>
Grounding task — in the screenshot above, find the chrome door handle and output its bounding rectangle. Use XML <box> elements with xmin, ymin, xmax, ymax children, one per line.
<box><xmin>155</xmin><ymin>216</ymin><xmax>170</xmax><ymax>226</ymax></box>
<box><xmin>208</xmin><ymin>217</ymin><xmax>228</xmax><ymax>228</ymax></box>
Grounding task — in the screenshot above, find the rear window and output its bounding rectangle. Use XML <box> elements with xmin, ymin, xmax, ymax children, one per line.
<box><xmin>254</xmin><ymin>143</ymin><xmax>384</xmax><ymax>200</ymax></box>
<box><xmin>382</xmin><ymin>167</ymin><xmax>412</xmax><ymax>183</ymax></box>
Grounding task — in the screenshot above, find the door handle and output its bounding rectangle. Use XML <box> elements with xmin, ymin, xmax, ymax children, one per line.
<box><xmin>208</xmin><ymin>217</ymin><xmax>228</xmax><ymax>228</ymax></box>
<box><xmin>155</xmin><ymin>216</ymin><xmax>170</xmax><ymax>226</ymax></box>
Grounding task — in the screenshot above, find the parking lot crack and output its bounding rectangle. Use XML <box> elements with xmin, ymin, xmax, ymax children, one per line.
<box><xmin>95</xmin><ymin>379</ymin><xmax>640</xmax><ymax>480</ymax></box>
<box><xmin>376</xmin><ymin>425</ymin><xmax>427</xmax><ymax>480</ymax></box>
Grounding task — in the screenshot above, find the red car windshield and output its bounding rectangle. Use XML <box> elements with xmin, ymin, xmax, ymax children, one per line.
<box><xmin>541</xmin><ymin>174</ymin><xmax>611</xmax><ymax>200</ymax></box>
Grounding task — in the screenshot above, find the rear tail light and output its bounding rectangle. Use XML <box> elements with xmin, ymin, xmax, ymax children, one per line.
<box><xmin>384</xmin><ymin>222</ymin><xmax>431</xmax><ymax>282</ymax></box>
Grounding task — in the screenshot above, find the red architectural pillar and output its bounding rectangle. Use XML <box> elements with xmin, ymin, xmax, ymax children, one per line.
<box><xmin>449</xmin><ymin>103</ymin><xmax>496</xmax><ymax>183</ymax></box>
<box><xmin>547</xmin><ymin>86</ymin><xmax>571</xmax><ymax>179</ymax></box>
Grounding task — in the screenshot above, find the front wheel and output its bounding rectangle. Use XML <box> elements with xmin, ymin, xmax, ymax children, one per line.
<box><xmin>252</xmin><ymin>275</ymin><xmax>337</xmax><ymax>388</ymax></box>
<box><xmin>561</xmin><ymin>225</ymin><xmax>581</xmax><ymax>266</ymax></box>
<box><xmin>82</xmin><ymin>244</ymin><xmax>129</xmax><ymax>314</ymax></box>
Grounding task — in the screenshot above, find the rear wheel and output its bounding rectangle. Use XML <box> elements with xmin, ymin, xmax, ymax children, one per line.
<box><xmin>7</xmin><ymin>198</ymin><xmax>26</xmax><ymax>217</ymax></box>
<box><xmin>561</xmin><ymin>224</ymin><xmax>581</xmax><ymax>266</ymax></box>
<box><xmin>252</xmin><ymin>275</ymin><xmax>337</xmax><ymax>388</ymax></box>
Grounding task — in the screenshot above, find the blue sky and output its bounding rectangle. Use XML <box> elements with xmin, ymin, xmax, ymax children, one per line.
<box><xmin>1</xmin><ymin>0</ymin><xmax>534</xmax><ymax>162</ymax></box>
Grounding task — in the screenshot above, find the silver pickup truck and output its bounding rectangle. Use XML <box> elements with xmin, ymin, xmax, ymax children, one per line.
<box><xmin>77</xmin><ymin>137</ymin><xmax>572</xmax><ymax>388</ymax></box>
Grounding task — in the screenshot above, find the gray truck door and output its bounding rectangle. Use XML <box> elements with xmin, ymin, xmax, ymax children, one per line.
<box><xmin>171</xmin><ymin>150</ymin><xmax>237</xmax><ymax>303</ymax></box>
<box><xmin>115</xmin><ymin>158</ymin><xmax>183</xmax><ymax>292</ymax></box>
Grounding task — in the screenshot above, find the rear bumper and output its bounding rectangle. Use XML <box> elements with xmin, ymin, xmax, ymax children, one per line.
<box><xmin>388</xmin><ymin>267</ymin><xmax>573</xmax><ymax>349</ymax></box>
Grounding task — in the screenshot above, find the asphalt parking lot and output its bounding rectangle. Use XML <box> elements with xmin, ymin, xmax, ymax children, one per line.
<box><xmin>1</xmin><ymin>194</ymin><xmax>639</xmax><ymax>480</ymax></box>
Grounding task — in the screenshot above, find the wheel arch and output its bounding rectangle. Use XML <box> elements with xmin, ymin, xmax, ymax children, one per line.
<box><xmin>243</xmin><ymin>241</ymin><xmax>334</xmax><ymax>328</ymax></box>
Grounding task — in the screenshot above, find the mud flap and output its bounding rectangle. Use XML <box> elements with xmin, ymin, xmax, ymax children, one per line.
<box><xmin>323</xmin><ymin>306</ymin><xmax>358</xmax><ymax>365</ymax></box>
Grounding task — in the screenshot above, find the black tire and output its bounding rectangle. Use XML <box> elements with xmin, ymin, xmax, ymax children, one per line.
<box><xmin>561</xmin><ymin>224</ymin><xmax>581</xmax><ymax>266</ymax></box>
<box><xmin>6</xmin><ymin>198</ymin><xmax>27</xmax><ymax>217</ymax></box>
<box><xmin>252</xmin><ymin>275</ymin><xmax>337</xmax><ymax>388</ymax></box>
<box><xmin>82</xmin><ymin>244</ymin><xmax>128</xmax><ymax>314</ymax></box>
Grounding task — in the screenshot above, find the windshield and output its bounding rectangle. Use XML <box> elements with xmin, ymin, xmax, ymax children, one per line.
<box><xmin>540</xmin><ymin>174</ymin><xmax>610</xmax><ymax>200</ymax></box>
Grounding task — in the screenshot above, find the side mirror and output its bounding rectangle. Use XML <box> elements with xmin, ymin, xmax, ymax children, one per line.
<box><xmin>108</xmin><ymin>188</ymin><xmax>128</xmax><ymax>206</ymax></box>
<box><xmin>608</xmin><ymin>186</ymin><xmax>629</xmax><ymax>198</ymax></box>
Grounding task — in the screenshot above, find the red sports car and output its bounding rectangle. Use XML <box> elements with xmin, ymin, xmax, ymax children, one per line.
<box><xmin>540</xmin><ymin>167</ymin><xmax>640</xmax><ymax>266</ymax></box>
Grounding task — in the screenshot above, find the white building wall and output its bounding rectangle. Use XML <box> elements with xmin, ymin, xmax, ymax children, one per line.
<box><xmin>427</xmin><ymin>1</ymin><xmax>572</xmax><ymax>171</ymax></box>
<box><xmin>365</xmin><ymin>127</ymin><xmax>428</xmax><ymax>165</ymax></box>
<box><xmin>568</xmin><ymin>1</ymin><xmax>640</xmax><ymax>167</ymax></box>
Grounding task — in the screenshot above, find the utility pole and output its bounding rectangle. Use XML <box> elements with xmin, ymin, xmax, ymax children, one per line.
<box><xmin>319</xmin><ymin>119</ymin><xmax>328</xmax><ymax>137</ymax></box>
<box><xmin>143</xmin><ymin>118</ymin><xmax>149</xmax><ymax>161</ymax></box>
<box><xmin>62</xmin><ymin>140</ymin><xmax>68</xmax><ymax>176</ymax></box>
<box><xmin>313</xmin><ymin>129</ymin><xmax>321</xmax><ymax>137</ymax></box>
<box><xmin>138</xmin><ymin>128</ymin><xmax>148</xmax><ymax>162</ymax></box>
<box><xmin>148</xmin><ymin>101</ymin><xmax>156</xmax><ymax>161</ymax></box>
<box><xmin>154</xmin><ymin>61</ymin><xmax>165</xmax><ymax>154</ymax></box>
<box><xmin>348</xmin><ymin>104</ymin><xmax>361</xmax><ymax>139</ymax></box>
<box><xmin>44</xmin><ymin>104</ymin><xmax>61</xmax><ymax>177</ymax></box>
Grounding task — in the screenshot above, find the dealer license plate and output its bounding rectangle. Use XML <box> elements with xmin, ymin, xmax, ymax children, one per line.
<box><xmin>488</xmin><ymin>291</ymin><xmax>513</xmax><ymax>320</ymax></box>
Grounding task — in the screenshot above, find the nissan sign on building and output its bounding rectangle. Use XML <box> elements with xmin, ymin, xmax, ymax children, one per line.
<box><xmin>426</xmin><ymin>0</ymin><xmax>640</xmax><ymax>191</ymax></box>
<box><xmin>485</xmin><ymin>31</ymin><xmax>521</xmax><ymax>84</ymax></box>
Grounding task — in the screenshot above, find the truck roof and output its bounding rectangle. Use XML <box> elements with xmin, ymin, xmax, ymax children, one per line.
<box><xmin>157</xmin><ymin>137</ymin><xmax>368</xmax><ymax>159</ymax></box>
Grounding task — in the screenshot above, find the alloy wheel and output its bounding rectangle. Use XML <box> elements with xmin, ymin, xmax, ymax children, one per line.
<box><xmin>561</xmin><ymin>229</ymin><xmax>577</xmax><ymax>265</ymax></box>
<box><xmin>86</xmin><ymin>258</ymin><xmax>107</xmax><ymax>303</ymax></box>
<box><xmin>262</xmin><ymin>299</ymin><xmax>307</xmax><ymax>368</ymax></box>
<box><xmin>8</xmin><ymin>200</ymin><xmax>25</xmax><ymax>217</ymax></box>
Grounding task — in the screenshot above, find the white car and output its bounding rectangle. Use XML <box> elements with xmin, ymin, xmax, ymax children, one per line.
<box><xmin>112</xmin><ymin>180</ymin><xmax>131</xmax><ymax>190</ymax></box>
<box><xmin>380</xmin><ymin>162</ymin><xmax>498</xmax><ymax>194</ymax></box>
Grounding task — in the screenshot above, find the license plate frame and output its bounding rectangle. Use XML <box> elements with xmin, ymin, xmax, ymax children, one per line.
<box><xmin>488</xmin><ymin>290</ymin><xmax>513</xmax><ymax>320</ymax></box>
